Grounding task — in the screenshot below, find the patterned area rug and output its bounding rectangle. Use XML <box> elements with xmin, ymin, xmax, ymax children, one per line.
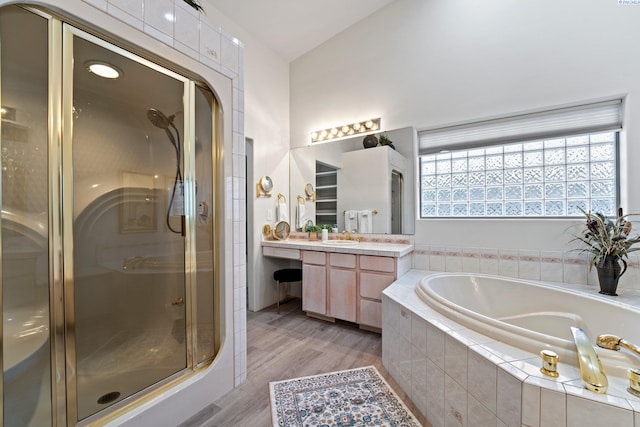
<box><xmin>269</xmin><ymin>366</ymin><xmax>421</xmax><ymax>426</ymax></box>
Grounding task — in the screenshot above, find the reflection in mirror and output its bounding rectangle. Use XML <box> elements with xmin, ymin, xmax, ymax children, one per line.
<box><xmin>290</xmin><ymin>127</ymin><xmax>416</xmax><ymax>234</ymax></box>
<box><xmin>304</xmin><ymin>183</ymin><xmax>315</xmax><ymax>201</ymax></box>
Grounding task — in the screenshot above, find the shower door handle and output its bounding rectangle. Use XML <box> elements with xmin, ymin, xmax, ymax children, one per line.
<box><xmin>171</xmin><ymin>297</ymin><xmax>184</xmax><ymax>306</ymax></box>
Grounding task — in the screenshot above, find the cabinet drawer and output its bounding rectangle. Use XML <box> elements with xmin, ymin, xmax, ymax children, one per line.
<box><xmin>329</xmin><ymin>253</ymin><xmax>356</xmax><ymax>268</ymax></box>
<box><xmin>302</xmin><ymin>251</ymin><xmax>326</xmax><ymax>265</ymax></box>
<box><xmin>360</xmin><ymin>255</ymin><xmax>395</xmax><ymax>273</ymax></box>
<box><xmin>359</xmin><ymin>299</ymin><xmax>382</xmax><ymax>328</ymax></box>
<box><xmin>360</xmin><ymin>272</ymin><xmax>395</xmax><ymax>300</ymax></box>
<box><xmin>262</xmin><ymin>246</ymin><xmax>301</xmax><ymax>260</ymax></box>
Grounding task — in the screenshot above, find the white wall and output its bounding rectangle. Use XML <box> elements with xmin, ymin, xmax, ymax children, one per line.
<box><xmin>203</xmin><ymin>2</ymin><xmax>291</xmax><ymax>311</ymax></box>
<box><xmin>290</xmin><ymin>0</ymin><xmax>640</xmax><ymax>252</ymax></box>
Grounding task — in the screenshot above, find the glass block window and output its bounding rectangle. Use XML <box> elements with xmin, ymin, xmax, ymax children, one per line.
<box><xmin>420</xmin><ymin>131</ymin><xmax>618</xmax><ymax>218</ymax></box>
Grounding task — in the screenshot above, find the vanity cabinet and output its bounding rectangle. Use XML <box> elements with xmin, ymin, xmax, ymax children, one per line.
<box><xmin>300</xmin><ymin>250</ymin><xmax>410</xmax><ymax>331</ymax></box>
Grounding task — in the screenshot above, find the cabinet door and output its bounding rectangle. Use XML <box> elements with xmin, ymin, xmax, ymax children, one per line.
<box><xmin>302</xmin><ymin>263</ymin><xmax>326</xmax><ymax>315</ymax></box>
<box><xmin>359</xmin><ymin>299</ymin><xmax>382</xmax><ymax>328</ymax></box>
<box><xmin>329</xmin><ymin>269</ymin><xmax>357</xmax><ymax>322</ymax></box>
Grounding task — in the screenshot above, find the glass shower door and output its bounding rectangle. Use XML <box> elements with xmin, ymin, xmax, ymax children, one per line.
<box><xmin>66</xmin><ymin>28</ymin><xmax>189</xmax><ymax>421</ymax></box>
<box><xmin>1</xmin><ymin>6</ymin><xmax>52</xmax><ymax>427</ymax></box>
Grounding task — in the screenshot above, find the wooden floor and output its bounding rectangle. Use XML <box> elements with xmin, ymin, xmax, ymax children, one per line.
<box><xmin>187</xmin><ymin>299</ymin><xmax>429</xmax><ymax>426</ymax></box>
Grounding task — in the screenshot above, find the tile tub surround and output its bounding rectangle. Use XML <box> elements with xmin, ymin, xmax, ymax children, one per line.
<box><xmin>382</xmin><ymin>270</ymin><xmax>640</xmax><ymax>427</ymax></box>
<box><xmin>412</xmin><ymin>245</ymin><xmax>640</xmax><ymax>291</ymax></box>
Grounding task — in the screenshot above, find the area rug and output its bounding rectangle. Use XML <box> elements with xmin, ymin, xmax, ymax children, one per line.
<box><xmin>269</xmin><ymin>365</ymin><xmax>421</xmax><ymax>426</ymax></box>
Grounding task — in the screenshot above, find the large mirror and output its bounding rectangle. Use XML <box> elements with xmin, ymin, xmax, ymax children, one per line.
<box><xmin>290</xmin><ymin>127</ymin><xmax>416</xmax><ymax>235</ymax></box>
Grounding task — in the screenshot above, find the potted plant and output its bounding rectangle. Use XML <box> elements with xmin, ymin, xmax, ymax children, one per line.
<box><xmin>305</xmin><ymin>224</ymin><xmax>323</xmax><ymax>241</ymax></box>
<box><xmin>378</xmin><ymin>133</ymin><xmax>395</xmax><ymax>150</ymax></box>
<box><xmin>573</xmin><ymin>209</ymin><xmax>640</xmax><ymax>295</ymax></box>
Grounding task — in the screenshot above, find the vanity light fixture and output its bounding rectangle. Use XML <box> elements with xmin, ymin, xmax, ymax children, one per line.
<box><xmin>85</xmin><ymin>60</ymin><xmax>122</xmax><ymax>79</ymax></box>
<box><xmin>311</xmin><ymin>118</ymin><xmax>381</xmax><ymax>143</ymax></box>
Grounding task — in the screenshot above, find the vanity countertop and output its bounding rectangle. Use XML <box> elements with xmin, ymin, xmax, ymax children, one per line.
<box><xmin>261</xmin><ymin>238</ymin><xmax>413</xmax><ymax>258</ymax></box>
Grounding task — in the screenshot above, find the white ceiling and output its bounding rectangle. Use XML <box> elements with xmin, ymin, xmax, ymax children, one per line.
<box><xmin>204</xmin><ymin>0</ymin><xmax>396</xmax><ymax>62</ymax></box>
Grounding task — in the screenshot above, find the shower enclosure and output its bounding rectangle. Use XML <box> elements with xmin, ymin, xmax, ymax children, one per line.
<box><xmin>1</xmin><ymin>5</ymin><xmax>220</xmax><ymax>425</ymax></box>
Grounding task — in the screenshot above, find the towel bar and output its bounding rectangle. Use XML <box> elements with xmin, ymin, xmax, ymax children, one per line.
<box><xmin>343</xmin><ymin>209</ymin><xmax>378</xmax><ymax>215</ymax></box>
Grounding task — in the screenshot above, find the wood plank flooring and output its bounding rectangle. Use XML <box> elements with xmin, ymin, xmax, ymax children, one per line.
<box><xmin>187</xmin><ymin>300</ymin><xmax>429</xmax><ymax>427</ymax></box>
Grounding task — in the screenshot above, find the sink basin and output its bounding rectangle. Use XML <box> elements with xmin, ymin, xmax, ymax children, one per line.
<box><xmin>321</xmin><ymin>240</ymin><xmax>358</xmax><ymax>247</ymax></box>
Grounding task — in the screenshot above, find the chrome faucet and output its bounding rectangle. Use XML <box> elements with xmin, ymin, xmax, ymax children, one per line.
<box><xmin>596</xmin><ymin>334</ymin><xmax>640</xmax><ymax>357</ymax></box>
<box><xmin>122</xmin><ymin>256</ymin><xmax>146</xmax><ymax>271</ymax></box>
<box><xmin>571</xmin><ymin>327</ymin><xmax>608</xmax><ymax>394</ymax></box>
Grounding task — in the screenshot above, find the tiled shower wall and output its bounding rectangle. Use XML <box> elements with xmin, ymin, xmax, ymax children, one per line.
<box><xmin>413</xmin><ymin>245</ymin><xmax>640</xmax><ymax>291</ymax></box>
<box><xmin>81</xmin><ymin>0</ymin><xmax>247</xmax><ymax>384</ymax></box>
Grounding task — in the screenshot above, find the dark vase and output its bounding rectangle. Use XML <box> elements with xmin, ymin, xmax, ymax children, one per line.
<box><xmin>362</xmin><ymin>135</ymin><xmax>379</xmax><ymax>148</ymax></box>
<box><xmin>596</xmin><ymin>255</ymin><xmax>627</xmax><ymax>296</ymax></box>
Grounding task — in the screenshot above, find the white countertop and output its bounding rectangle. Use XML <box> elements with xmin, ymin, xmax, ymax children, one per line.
<box><xmin>261</xmin><ymin>238</ymin><xmax>414</xmax><ymax>258</ymax></box>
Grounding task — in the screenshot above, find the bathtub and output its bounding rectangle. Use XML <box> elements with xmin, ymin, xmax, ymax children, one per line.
<box><xmin>415</xmin><ymin>272</ymin><xmax>640</xmax><ymax>378</ymax></box>
<box><xmin>383</xmin><ymin>270</ymin><xmax>640</xmax><ymax>426</ymax></box>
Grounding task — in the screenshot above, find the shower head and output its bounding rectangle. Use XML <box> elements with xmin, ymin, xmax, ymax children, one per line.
<box><xmin>146</xmin><ymin>108</ymin><xmax>175</xmax><ymax>130</ymax></box>
<box><xmin>146</xmin><ymin>107</ymin><xmax>183</xmax><ymax>235</ymax></box>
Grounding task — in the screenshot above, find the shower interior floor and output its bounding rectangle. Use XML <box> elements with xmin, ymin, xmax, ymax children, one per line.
<box><xmin>76</xmin><ymin>327</ymin><xmax>187</xmax><ymax>420</ymax></box>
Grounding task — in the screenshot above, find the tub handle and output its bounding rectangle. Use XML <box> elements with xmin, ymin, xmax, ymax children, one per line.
<box><xmin>629</xmin><ymin>368</ymin><xmax>640</xmax><ymax>397</ymax></box>
<box><xmin>540</xmin><ymin>350</ymin><xmax>559</xmax><ymax>377</ymax></box>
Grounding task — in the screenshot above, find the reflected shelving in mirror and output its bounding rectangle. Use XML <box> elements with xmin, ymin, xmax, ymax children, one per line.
<box><xmin>289</xmin><ymin>127</ymin><xmax>417</xmax><ymax>235</ymax></box>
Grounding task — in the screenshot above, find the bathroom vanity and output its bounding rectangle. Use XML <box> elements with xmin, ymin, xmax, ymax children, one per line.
<box><xmin>262</xmin><ymin>238</ymin><xmax>413</xmax><ymax>330</ymax></box>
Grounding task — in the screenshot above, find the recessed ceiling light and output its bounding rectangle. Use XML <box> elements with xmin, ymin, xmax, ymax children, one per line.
<box><xmin>85</xmin><ymin>61</ymin><xmax>122</xmax><ymax>79</ymax></box>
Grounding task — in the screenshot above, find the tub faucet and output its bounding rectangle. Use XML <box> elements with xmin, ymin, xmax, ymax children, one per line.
<box><xmin>123</xmin><ymin>256</ymin><xmax>145</xmax><ymax>271</ymax></box>
<box><xmin>596</xmin><ymin>334</ymin><xmax>640</xmax><ymax>357</ymax></box>
<box><xmin>571</xmin><ymin>327</ymin><xmax>608</xmax><ymax>394</ymax></box>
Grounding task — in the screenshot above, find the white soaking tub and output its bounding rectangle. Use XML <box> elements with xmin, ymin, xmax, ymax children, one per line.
<box><xmin>383</xmin><ymin>270</ymin><xmax>640</xmax><ymax>427</ymax></box>
<box><xmin>415</xmin><ymin>272</ymin><xmax>640</xmax><ymax>377</ymax></box>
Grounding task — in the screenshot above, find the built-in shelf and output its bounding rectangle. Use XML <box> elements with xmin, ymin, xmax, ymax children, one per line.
<box><xmin>316</xmin><ymin>161</ymin><xmax>338</xmax><ymax>225</ymax></box>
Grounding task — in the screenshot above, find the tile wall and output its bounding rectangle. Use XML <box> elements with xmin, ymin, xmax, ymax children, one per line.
<box><xmin>413</xmin><ymin>245</ymin><xmax>640</xmax><ymax>291</ymax></box>
<box><xmin>81</xmin><ymin>0</ymin><xmax>247</xmax><ymax>384</ymax></box>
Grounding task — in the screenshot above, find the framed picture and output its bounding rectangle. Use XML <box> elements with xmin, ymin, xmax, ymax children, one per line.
<box><xmin>120</xmin><ymin>171</ymin><xmax>157</xmax><ymax>233</ymax></box>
